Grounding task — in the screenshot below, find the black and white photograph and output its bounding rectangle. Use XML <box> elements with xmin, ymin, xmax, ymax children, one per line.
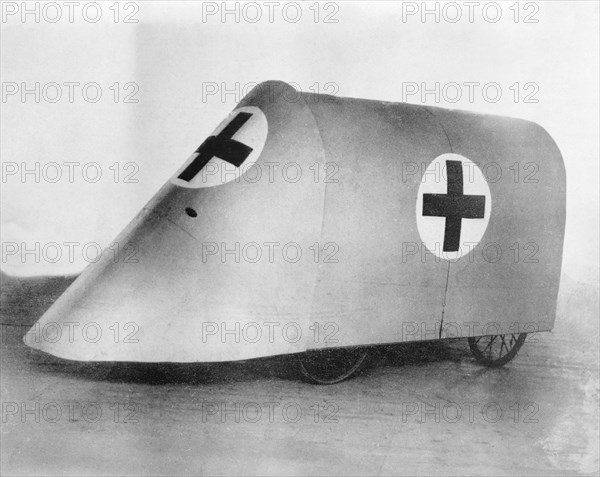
<box><xmin>1</xmin><ymin>1</ymin><xmax>599</xmax><ymax>475</ymax></box>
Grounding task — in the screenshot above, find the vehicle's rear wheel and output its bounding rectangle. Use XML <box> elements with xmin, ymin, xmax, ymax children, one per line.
<box><xmin>298</xmin><ymin>347</ymin><xmax>369</xmax><ymax>384</ymax></box>
<box><xmin>468</xmin><ymin>333</ymin><xmax>527</xmax><ymax>368</ymax></box>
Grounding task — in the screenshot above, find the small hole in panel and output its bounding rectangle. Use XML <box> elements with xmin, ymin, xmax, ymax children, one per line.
<box><xmin>185</xmin><ymin>207</ymin><xmax>198</xmax><ymax>218</ymax></box>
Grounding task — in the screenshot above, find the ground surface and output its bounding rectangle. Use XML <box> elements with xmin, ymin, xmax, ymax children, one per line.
<box><xmin>1</xmin><ymin>272</ymin><xmax>598</xmax><ymax>476</ymax></box>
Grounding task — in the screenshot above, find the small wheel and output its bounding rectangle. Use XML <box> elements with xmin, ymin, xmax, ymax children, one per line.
<box><xmin>468</xmin><ymin>333</ymin><xmax>527</xmax><ymax>368</ymax></box>
<box><xmin>298</xmin><ymin>347</ymin><xmax>369</xmax><ymax>385</ymax></box>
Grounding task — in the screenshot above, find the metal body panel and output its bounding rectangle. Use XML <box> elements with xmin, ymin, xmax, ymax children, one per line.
<box><xmin>24</xmin><ymin>81</ymin><xmax>566</xmax><ymax>362</ymax></box>
<box><xmin>430</xmin><ymin>108</ymin><xmax>566</xmax><ymax>338</ymax></box>
<box><xmin>304</xmin><ymin>97</ymin><xmax>451</xmax><ymax>348</ymax></box>
<box><xmin>25</xmin><ymin>82</ymin><xmax>327</xmax><ymax>362</ymax></box>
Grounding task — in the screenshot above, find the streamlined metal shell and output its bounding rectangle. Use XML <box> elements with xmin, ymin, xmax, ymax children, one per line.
<box><xmin>24</xmin><ymin>81</ymin><xmax>566</xmax><ymax>362</ymax></box>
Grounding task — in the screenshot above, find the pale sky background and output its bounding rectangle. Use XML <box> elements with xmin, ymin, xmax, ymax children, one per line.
<box><xmin>1</xmin><ymin>1</ymin><xmax>598</xmax><ymax>283</ymax></box>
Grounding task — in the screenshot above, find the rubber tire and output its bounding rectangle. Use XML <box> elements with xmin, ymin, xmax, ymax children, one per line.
<box><xmin>468</xmin><ymin>333</ymin><xmax>527</xmax><ymax>368</ymax></box>
<box><xmin>298</xmin><ymin>348</ymin><xmax>370</xmax><ymax>385</ymax></box>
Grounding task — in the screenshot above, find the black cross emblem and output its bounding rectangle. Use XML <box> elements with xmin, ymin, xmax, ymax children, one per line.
<box><xmin>178</xmin><ymin>112</ymin><xmax>254</xmax><ymax>182</ymax></box>
<box><xmin>422</xmin><ymin>160</ymin><xmax>486</xmax><ymax>252</ymax></box>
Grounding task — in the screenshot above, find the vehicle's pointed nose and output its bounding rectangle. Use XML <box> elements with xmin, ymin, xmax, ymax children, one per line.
<box><xmin>22</xmin><ymin>201</ymin><xmax>206</xmax><ymax>362</ymax></box>
<box><xmin>24</xmin><ymin>81</ymin><xmax>328</xmax><ymax>363</ymax></box>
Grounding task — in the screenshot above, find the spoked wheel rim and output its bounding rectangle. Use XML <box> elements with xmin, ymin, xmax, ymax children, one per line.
<box><xmin>468</xmin><ymin>333</ymin><xmax>527</xmax><ymax>368</ymax></box>
<box><xmin>298</xmin><ymin>347</ymin><xmax>369</xmax><ymax>385</ymax></box>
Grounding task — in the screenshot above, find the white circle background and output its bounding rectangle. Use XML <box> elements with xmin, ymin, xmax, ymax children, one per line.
<box><xmin>171</xmin><ymin>106</ymin><xmax>268</xmax><ymax>188</ymax></box>
<box><xmin>415</xmin><ymin>153</ymin><xmax>492</xmax><ymax>260</ymax></box>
